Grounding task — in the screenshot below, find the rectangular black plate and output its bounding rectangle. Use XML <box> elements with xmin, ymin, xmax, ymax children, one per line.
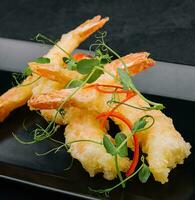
<box><xmin>0</xmin><ymin>38</ymin><xmax>195</xmax><ymax>200</ymax></box>
<box><xmin>0</xmin><ymin>70</ymin><xmax>195</xmax><ymax>200</ymax></box>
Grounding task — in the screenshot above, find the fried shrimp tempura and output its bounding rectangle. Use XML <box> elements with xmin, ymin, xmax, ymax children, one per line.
<box><xmin>114</xmin><ymin>96</ymin><xmax>191</xmax><ymax>183</ymax></box>
<box><xmin>28</xmin><ymin>85</ymin><xmax>191</xmax><ymax>183</ymax></box>
<box><xmin>28</xmin><ymin>52</ymin><xmax>191</xmax><ymax>183</ymax></box>
<box><xmin>64</xmin><ymin>107</ymin><xmax>130</xmax><ymax>180</ymax></box>
<box><xmin>26</xmin><ymin>53</ymin><xmax>156</xmax><ymax>180</ymax></box>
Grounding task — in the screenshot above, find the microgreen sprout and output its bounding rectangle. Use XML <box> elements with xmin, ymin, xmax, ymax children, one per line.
<box><xmin>35</xmin><ymin>138</ymin><xmax>102</xmax><ymax>156</ymax></box>
<box><xmin>12</xmin><ymin>120</ymin><xmax>60</xmax><ymax>144</ymax></box>
<box><xmin>34</xmin><ymin>33</ymin><xmax>70</xmax><ymax>57</ymax></box>
<box><xmin>103</xmin><ymin>134</ymin><xmax>127</xmax><ymax>188</ymax></box>
<box><xmin>35</xmin><ymin>57</ymin><xmax>50</xmax><ymax>64</ymax></box>
<box><xmin>117</xmin><ymin>67</ymin><xmax>165</xmax><ymax>110</ymax></box>
<box><xmin>90</xmin><ymin>31</ymin><xmax>165</xmax><ymax>111</ymax></box>
<box><xmin>108</xmin><ymin>100</ymin><xmax>162</xmax><ymax>111</ymax></box>
<box><xmin>35</xmin><ymin>143</ymin><xmax>65</xmax><ymax>156</ymax></box>
<box><xmin>12</xmin><ymin>55</ymin><xmax>51</xmax><ymax>87</ymax></box>
<box><xmin>12</xmin><ymin>66</ymin><xmax>33</xmax><ymax>86</ymax></box>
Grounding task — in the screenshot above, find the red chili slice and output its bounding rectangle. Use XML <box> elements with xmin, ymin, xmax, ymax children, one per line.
<box><xmin>89</xmin><ymin>83</ymin><xmax>139</xmax><ymax>176</ymax></box>
<box><xmin>73</xmin><ymin>52</ymin><xmax>92</xmax><ymax>61</ymax></box>
<box><xmin>97</xmin><ymin>111</ymin><xmax>139</xmax><ymax>177</ymax></box>
<box><xmin>96</xmin><ymin>88</ymin><xmax>136</xmax><ymax>129</ymax></box>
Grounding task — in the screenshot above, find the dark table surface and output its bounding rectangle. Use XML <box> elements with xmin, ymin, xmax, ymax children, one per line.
<box><xmin>0</xmin><ymin>0</ymin><xmax>195</xmax><ymax>199</ymax></box>
<box><xmin>1</xmin><ymin>0</ymin><xmax>195</xmax><ymax>66</ymax></box>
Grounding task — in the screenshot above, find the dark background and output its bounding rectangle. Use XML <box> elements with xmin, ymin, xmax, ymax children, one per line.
<box><xmin>1</xmin><ymin>0</ymin><xmax>195</xmax><ymax>66</ymax></box>
<box><xmin>0</xmin><ymin>0</ymin><xmax>194</xmax><ymax>199</ymax></box>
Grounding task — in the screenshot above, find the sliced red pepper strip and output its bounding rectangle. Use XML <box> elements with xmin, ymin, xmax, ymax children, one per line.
<box><xmin>91</xmin><ymin>84</ymin><xmax>139</xmax><ymax>176</ymax></box>
<box><xmin>99</xmin><ymin>91</ymin><xmax>136</xmax><ymax>129</ymax></box>
<box><xmin>109</xmin><ymin>91</ymin><xmax>136</xmax><ymax>113</ymax></box>
<box><xmin>97</xmin><ymin>111</ymin><xmax>139</xmax><ymax>177</ymax></box>
<box><xmin>73</xmin><ymin>52</ymin><xmax>92</xmax><ymax>61</ymax></box>
<box><xmin>125</xmin><ymin>134</ymin><xmax>139</xmax><ymax>177</ymax></box>
<box><xmin>96</xmin><ymin>111</ymin><xmax>133</xmax><ymax>129</ymax></box>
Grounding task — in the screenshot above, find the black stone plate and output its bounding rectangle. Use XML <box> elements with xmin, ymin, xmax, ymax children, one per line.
<box><xmin>0</xmin><ymin>69</ymin><xmax>194</xmax><ymax>200</ymax></box>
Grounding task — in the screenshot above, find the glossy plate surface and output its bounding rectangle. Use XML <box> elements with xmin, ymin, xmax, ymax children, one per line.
<box><xmin>0</xmin><ymin>39</ymin><xmax>194</xmax><ymax>200</ymax></box>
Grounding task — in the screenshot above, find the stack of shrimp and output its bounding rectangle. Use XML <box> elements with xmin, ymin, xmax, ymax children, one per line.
<box><xmin>0</xmin><ymin>16</ymin><xmax>191</xmax><ymax>184</ymax></box>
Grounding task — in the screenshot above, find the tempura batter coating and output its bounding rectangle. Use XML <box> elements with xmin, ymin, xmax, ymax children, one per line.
<box><xmin>64</xmin><ymin>107</ymin><xmax>130</xmax><ymax>180</ymax></box>
<box><xmin>28</xmin><ymin>83</ymin><xmax>191</xmax><ymax>183</ymax></box>
<box><xmin>28</xmin><ymin>52</ymin><xmax>191</xmax><ymax>183</ymax></box>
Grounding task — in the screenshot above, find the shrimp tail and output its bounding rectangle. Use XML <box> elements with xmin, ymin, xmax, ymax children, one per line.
<box><xmin>75</xmin><ymin>15</ymin><xmax>109</xmax><ymax>42</ymax></box>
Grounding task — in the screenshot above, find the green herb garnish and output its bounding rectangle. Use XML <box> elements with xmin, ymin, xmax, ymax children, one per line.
<box><xmin>117</xmin><ymin>68</ymin><xmax>164</xmax><ymax>110</ymax></box>
<box><xmin>103</xmin><ymin>132</ymin><xmax>129</xmax><ymax>188</ymax></box>
<box><xmin>83</xmin><ymin>67</ymin><xmax>103</xmax><ymax>83</ymax></box>
<box><xmin>63</xmin><ymin>57</ymin><xmax>77</xmax><ymax>70</ymax></box>
<box><xmin>115</xmin><ymin>133</ymin><xmax>128</xmax><ymax>157</ymax></box>
<box><xmin>34</xmin><ymin>33</ymin><xmax>70</xmax><ymax>57</ymax></box>
<box><xmin>138</xmin><ymin>163</ymin><xmax>150</xmax><ymax>183</ymax></box>
<box><xmin>12</xmin><ymin>66</ymin><xmax>32</xmax><ymax>86</ymax></box>
<box><xmin>103</xmin><ymin>135</ymin><xmax>117</xmax><ymax>156</ymax></box>
<box><xmin>23</xmin><ymin>67</ymin><xmax>32</xmax><ymax>76</ymax></box>
<box><xmin>117</xmin><ymin>68</ymin><xmax>136</xmax><ymax>91</ymax></box>
<box><xmin>77</xmin><ymin>59</ymin><xmax>99</xmax><ymax>74</ymax></box>
<box><xmin>90</xmin><ymin>31</ymin><xmax>165</xmax><ymax>111</ymax></box>
<box><xmin>132</xmin><ymin>115</ymin><xmax>155</xmax><ymax>134</ymax></box>
<box><xmin>132</xmin><ymin>117</ymin><xmax>147</xmax><ymax>133</ymax></box>
<box><xmin>35</xmin><ymin>57</ymin><xmax>50</xmax><ymax>64</ymax></box>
